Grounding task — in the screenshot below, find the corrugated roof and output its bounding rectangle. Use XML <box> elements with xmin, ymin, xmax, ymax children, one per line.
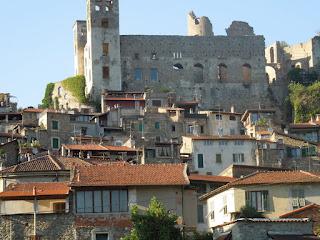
<box><xmin>71</xmin><ymin>163</ymin><xmax>189</xmax><ymax>187</ymax></box>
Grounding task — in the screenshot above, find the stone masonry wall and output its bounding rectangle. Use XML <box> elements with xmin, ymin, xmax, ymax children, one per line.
<box><xmin>120</xmin><ymin>35</ymin><xmax>270</xmax><ymax>112</ymax></box>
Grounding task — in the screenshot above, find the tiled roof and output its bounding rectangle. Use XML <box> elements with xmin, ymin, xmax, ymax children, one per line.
<box><xmin>23</xmin><ymin>108</ymin><xmax>44</xmax><ymax>113</ymax></box>
<box><xmin>189</xmin><ymin>174</ymin><xmax>236</xmax><ymax>183</ymax></box>
<box><xmin>241</xmin><ymin>108</ymin><xmax>276</xmax><ymax>121</ymax></box>
<box><xmin>71</xmin><ymin>163</ymin><xmax>189</xmax><ymax>187</ymax></box>
<box><xmin>0</xmin><ymin>182</ymin><xmax>70</xmax><ymax>199</ymax></box>
<box><xmin>200</xmin><ymin>171</ymin><xmax>320</xmax><ymax>201</ymax></box>
<box><xmin>62</xmin><ymin>144</ymin><xmax>138</xmax><ymax>152</ymax></box>
<box><xmin>279</xmin><ymin>204</ymin><xmax>320</xmax><ymax>218</ymax></box>
<box><xmin>188</xmin><ymin>135</ymin><xmax>255</xmax><ymax>141</ymax></box>
<box><xmin>105</xmin><ymin>97</ymin><xmax>145</xmax><ymax>101</ymax></box>
<box><xmin>1</xmin><ymin>155</ymin><xmax>91</xmax><ymax>174</ymax></box>
<box><xmin>289</xmin><ymin>123</ymin><xmax>320</xmax><ymax>129</ymax></box>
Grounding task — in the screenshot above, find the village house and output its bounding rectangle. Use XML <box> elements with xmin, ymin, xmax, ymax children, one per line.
<box><xmin>200</xmin><ymin>171</ymin><xmax>320</xmax><ymax>230</ymax></box>
<box><xmin>181</xmin><ymin>135</ymin><xmax>257</xmax><ymax>175</ymax></box>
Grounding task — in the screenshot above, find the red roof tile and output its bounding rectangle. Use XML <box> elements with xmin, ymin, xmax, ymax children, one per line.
<box><xmin>289</xmin><ymin>123</ymin><xmax>320</xmax><ymax>129</ymax></box>
<box><xmin>62</xmin><ymin>144</ymin><xmax>138</xmax><ymax>152</ymax></box>
<box><xmin>0</xmin><ymin>182</ymin><xmax>70</xmax><ymax>199</ymax></box>
<box><xmin>200</xmin><ymin>171</ymin><xmax>320</xmax><ymax>200</ymax></box>
<box><xmin>279</xmin><ymin>204</ymin><xmax>320</xmax><ymax>218</ymax></box>
<box><xmin>189</xmin><ymin>135</ymin><xmax>255</xmax><ymax>141</ymax></box>
<box><xmin>105</xmin><ymin>97</ymin><xmax>145</xmax><ymax>101</ymax></box>
<box><xmin>189</xmin><ymin>174</ymin><xmax>236</xmax><ymax>183</ymax></box>
<box><xmin>1</xmin><ymin>155</ymin><xmax>91</xmax><ymax>173</ymax></box>
<box><xmin>71</xmin><ymin>164</ymin><xmax>189</xmax><ymax>187</ymax></box>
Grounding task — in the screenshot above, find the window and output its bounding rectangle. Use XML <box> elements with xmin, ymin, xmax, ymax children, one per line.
<box><xmin>216</xmin><ymin>114</ymin><xmax>222</xmax><ymax>120</ymax></box>
<box><xmin>200</xmin><ymin>125</ymin><xmax>204</xmax><ymax>134</ymax></box>
<box><xmin>155</xmin><ymin>122</ymin><xmax>160</xmax><ymax>129</ymax></box>
<box><xmin>134</xmin><ymin>68</ymin><xmax>142</xmax><ymax>81</ymax></box>
<box><xmin>52</xmin><ymin>138</ymin><xmax>60</xmax><ymax>149</ymax></box>
<box><xmin>81</xmin><ymin>127</ymin><xmax>87</xmax><ymax>135</ymax></box>
<box><xmin>242</xmin><ymin>63</ymin><xmax>252</xmax><ymax>83</ymax></box>
<box><xmin>219</xmin><ymin>141</ymin><xmax>228</xmax><ymax>146</ymax></box>
<box><xmin>96</xmin><ymin>233</ymin><xmax>109</xmax><ymax>240</ymax></box>
<box><xmin>152</xmin><ymin>100</ymin><xmax>161</xmax><ymax>107</ymax></box>
<box><xmin>218</xmin><ymin>63</ymin><xmax>227</xmax><ymax>81</ymax></box>
<box><xmin>101</xmin><ymin>18</ymin><xmax>109</xmax><ymax>28</ymax></box>
<box><xmin>52</xmin><ymin>202</ymin><xmax>66</xmax><ymax>213</ymax></box>
<box><xmin>246</xmin><ymin>191</ymin><xmax>268</xmax><ymax>212</ymax></box>
<box><xmin>216</xmin><ymin>154</ymin><xmax>222</xmax><ymax>163</ymax></box>
<box><xmin>194</xmin><ymin>63</ymin><xmax>204</xmax><ymax>83</ymax></box>
<box><xmin>134</xmin><ymin>53</ymin><xmax>140</xmax><ymax>60</ymax></box>
<box><xmin>146</xmin><ymin>149</ymin><xmax>156</xmax><ymax>158</ymax></box>
<box><xmin>234</xmin><ymin>140</ymin><xmax>244</xmax><ymax>146</ymax></box>
<box><xmin>76</xmin><ymin>190</ymin><xmax>128</xmax><ymax>213</ymax></box>
<box><xmin>52</xmin><ymin>120</ymin><xmax>59</xmax><ymax>130</ymax></box>
<box><xmin>230</xmin><ymin>129</ymin><xmax>235</xmax><ymax>135</ymax></box>
<box><xmin>210</xmin><ymin>202</ymin><xmax>215</xmax><ymax>220</ymax></box>
<box><xmin>229</xmin><ymin>115</ymin><xmax>236</xmax><ymax>121</ymax></box>
<box><xmin>103</xmin><ymin>66</ymin><xmax>110</xmax><ymax>79</ymax></box>
<box><xmin>138</xmin><ymin>122</ymin><xmax>144</xmax><ymax>132</ymax></box>
<box><xmin>204</xmin><ymin>140</ymin><xmax>213</xmax><ymax>146</ymax></box>
<box><xmin>102</xmin><ymin>43</ymin><xmax>109</xmax><ymax>56</ymax></box>
<box><xmin>197</xmin><ymin>204</ymin><xmax>204</xmax><ymax>223</ymax></box>
<box><xmin>155</xmin><ymin>136</ymin><xmax>161</xmax><ymax>142</ymax></box>
<box><xmin>197</xmin><ymin>154</ymin><xmax>204</xmax><ymax>168</ymax></box>
<box><xmin>187</xmin><ymin>125</ymin><xmax>194</xmax><ymax>134</ymax></box>
<box><xmin>223</xmin><ymin>195</ymin><xmax>228</xmax><ymax>215</ymax></box>
<box><xmin>150</xmin><ymin>68</ymin><xmax>158</xmax><ymax>81</ymax></box>
<box><xmin>151</xmin><ymin>52</ymin><xmax>157</xmax><ymax>60</ymax></box>
<box><xmin>233</xmin><ymin>153</ymin><xmax>244</xmax><ymax>163</ymax></box>
<box><xmin>291</xmin><ymin>189</ymin><xmax>305</xmax><ymax>209</ymax></box>
<box><xmin>173</xmin><ymin>63</ymin><xmax>184</xmax><ymax>70</ymax></box>
<box><xmin>95</xmin><ymin>5</ymin><xmax>101</xmax><ymax>11</ymax></box>
<box><xmin>270</xmin><ymin>47</ymin><xmax>275</xmax><ymax>63</ymax></box>
<box><xmin>171</xmin><ymin>125</ymin><xmax>176</xmax><ymax>132</ymax></box>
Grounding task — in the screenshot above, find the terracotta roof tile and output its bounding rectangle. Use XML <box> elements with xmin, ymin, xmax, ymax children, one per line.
<box><xmin>189</xmin><ymin>174</ymin><xmax>236</xmax><ymax>183</ymax></box>
<box><xmin>105</xmin><ymin>97</ymin><xmax>145</xmax><ymax>101</ymax></box>
<box><xmin>71</xmin><ymin>164</ymin><xmax>189</xmax><ymax>187</ymax></box>
<box><xmin>0</xmin><ymin>182</ymin><xmax>70</xmax><ymax>199</ymax></box>
<box><xmin>62</xmin><ymin>144</ymin><xmax>138</xmax><ymax>152</ymax></box>
<box><xmin>189</xmin><ymin>135</ymin><xmax>255</xmax><ymax>141</ymax></box>
<box><xmin>289</xmin><ymin>123</ymin><xmax>320</xmax><ymax>129</ymax></box>
<box><xmin>279</xmin><ymin>204</ymin><xmax>320</xmax><ymax>218</ymax></box>
<box><xmin>1</xmin><ymin>155</ymin><xmax>91</xmax><ymax>173</ymax></box>
<box><xmin>200</xmin><ymin>171</ymin><xmax>320</xmax><ymax>200</ymax></box>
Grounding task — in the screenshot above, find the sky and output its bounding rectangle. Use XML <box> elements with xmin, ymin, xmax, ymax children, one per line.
<box><xmin>1</xmin><ymin>0</ymin><xmax>319</xmax><ymax>108</ymax></box>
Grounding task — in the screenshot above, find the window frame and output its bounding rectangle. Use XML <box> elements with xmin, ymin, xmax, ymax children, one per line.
<box><xmin>245</xmin><ymin>190</ymin><xmax>269</xmax><ymax>212</ymax></box>
<box><xmin>197</xmin><ymin>154</ymin><xmax>204</xmax><ymax>168</ymax></box>
<box><xmin>52</xmin><ymin>137</ymin><xmax>60</xmax><ymax>150</ymax></box>
<box><xmin>52</xmin><ymin>120</ymin><xmax>59</xmax><ymax>130</ymax></box>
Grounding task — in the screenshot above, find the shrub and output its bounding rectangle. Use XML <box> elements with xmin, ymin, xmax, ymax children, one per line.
<box><xmin>61</xmin><ymin>75</ymin><xmax>87</xmax><ymax>104</ymax></box>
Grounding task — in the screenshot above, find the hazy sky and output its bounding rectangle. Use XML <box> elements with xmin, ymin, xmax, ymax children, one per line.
<box><xmin>1</xmin><ymin>0</ymin><xmax>319</xmax><ymax>108</ymax></box>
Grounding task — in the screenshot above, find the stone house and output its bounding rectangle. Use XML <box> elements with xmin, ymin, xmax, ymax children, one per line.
<box><xmin>199</xmin><ymin>110</ymin><xmax>244</xmax><ymax>136</ymax></box>
<box><xmin>61</xmin><ymin>144</ymin><xmax>141</xmax><ymax>163</ymax></box>
<box><xmin>288</xmin><ymin>122</ymin><xmax>320</xmax><ymax>143</ymax></box>
<box><xmin>212</xmin><ymin>218</ymin><xmax>317</xmax><ymax>240</ymax></box>
<box><xmin>181</xmin><ymin>135</ymin><xmax>257</xmax><ymax>175</ymax></box>
<box><xmin>188</xmin><ymin>174</ymin><xmax>236</xmax><ymax>232</ymax></box>
<box><xmin>200</xmin><ymin>171</ymin><xmax>320</xmax><ymax>229</ymax></box>
<box><xmin>0</xmin><ymin>140</ymin><xmax>19</xmax><ymax>168</ymax></box>
<box><xmin>241</xmin><ymin>108</ymin><xmax>277</xmax><ymax>138</ymax></box>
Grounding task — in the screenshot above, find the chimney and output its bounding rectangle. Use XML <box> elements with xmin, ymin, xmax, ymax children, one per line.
<box><xmin>230</xmin><ymin>105</ymin><xmax>235</xmax><ymax>113</ymax></box>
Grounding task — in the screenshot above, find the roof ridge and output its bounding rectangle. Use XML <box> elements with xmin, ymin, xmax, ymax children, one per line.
<box><xmin>300</xmin><ymin>170</ymin><xmax>320</xmax><ymax>179</ymax></box>
<box><xmin>49</xmin><ymin>155</ymin><xmax>63</xmax><ymax>170</ymax></box>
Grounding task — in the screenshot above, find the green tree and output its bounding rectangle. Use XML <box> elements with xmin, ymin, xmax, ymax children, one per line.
<box><xmin>122</xmin><ymin>197</ymin><xmax>182</xmax><ymax>240</ymax></box>
<box><xmin>40</xmin><ymin>82</ymin><xmax>55</xmax><ymax>108</ymax></box>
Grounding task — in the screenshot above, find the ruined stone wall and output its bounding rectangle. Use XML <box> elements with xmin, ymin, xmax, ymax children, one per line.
<box><xmin>120</xmin><ymin>35</ymin><xmax>270</xmax><ymax>112</ymax></box>
<box><xmin>187</xmin><ymin>11</ymin><xmax>213</xmax><ymax>37</ymax></box>
<box><xmin>73</xmin><ymin>21</ymin><xmax>87</xmax><ymax>76</ymax></box>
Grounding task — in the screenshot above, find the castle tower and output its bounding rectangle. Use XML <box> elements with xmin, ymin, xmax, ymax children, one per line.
<box><xmin>84</xmin><ymin>0</ymin><xmax>122</xmax><ymax>100</ymax></box>
<box><xmin>187</xmin><ymin>11</ymin><xmax>213</xmax><ymax>36</ymax></box>
<box><xmin>73</xmin><ymin>20</ymin><xmax>87</xmax><ymax>75</ymax></box>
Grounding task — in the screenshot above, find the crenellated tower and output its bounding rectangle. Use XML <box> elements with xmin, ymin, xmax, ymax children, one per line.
<box><xmin>84</xmin><ymin>0</ymin><xmax>122</xmax><ymax>100</ymax></box>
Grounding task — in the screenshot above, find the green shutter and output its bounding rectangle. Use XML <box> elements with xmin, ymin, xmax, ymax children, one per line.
<box><xmin>198</xmin><ymin>154</ymin><xmax>204</xmax><ymax>168</ymax></box>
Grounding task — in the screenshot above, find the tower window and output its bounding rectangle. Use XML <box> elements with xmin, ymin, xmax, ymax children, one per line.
<box><xmin>150</xmin><ymin>68</ymin><xmax>158</xmax><ymax>81</ymax></box>
<box><xmin>103</xmin><ymin>66</ymin><xmax>110</xmax><ymax>79</ymax></box>
<box><xmin>151</xmin><ymin>52</ymin><xmax>157</xmax><ymax>60</ymax></box>
<box><xmin>103</xmin><ymin>43</ymin><xmax>109</xmax><ymax>56</ymax></box>
<box><xmin>101</xmin><ymin>18</ymin><xmax>109</xmax><ymax>28</ymax></box>
<box><xmin>134</xmin><ymin>68</ymin><xmax>142</xmax><ymax>81</ymax></box>
<box><xmin>95</xmin><ymin>5</ymin><xmax>101</xmax><ymax>11</ymax></box>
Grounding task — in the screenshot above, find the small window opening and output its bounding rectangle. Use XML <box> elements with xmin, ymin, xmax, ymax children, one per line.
<box><xmin>173</xmin><ymin>63</ymin><xmax>184</xmax><ymax>70</ymax></box>
<box><xmin>95</xmin><ymin>5</ymin><xmax>101</xmax><ymax>11</ymax></box>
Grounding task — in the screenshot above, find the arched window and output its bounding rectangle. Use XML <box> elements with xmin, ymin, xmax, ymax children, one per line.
<box><xmin>194</xmin><ymin>63</ymin><xmax>204</xmax><ymax>83</ymax></box>
<box><xmin>242</xmin><ymin>63</ymin><xmax>251</xmax><ymax>83</ymax></box>
<box><xmin>270</xmin><ymin>47</ymin><xmax>275</xmax><ymax>63</ymax></box>
<box><xmin>218</xmin><ymin>63</ymin><xmax>227</xmax><ymax>81</ymax></box>
<box><xmin>173</xmin><ymin>63</ymin><xmax>184</xmax><ymax>70</ymax></box>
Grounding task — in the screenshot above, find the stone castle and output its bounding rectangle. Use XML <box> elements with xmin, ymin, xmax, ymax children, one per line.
<box><xmin>72</xmin><ymin>0</ymin><xmax>274</xmax><ymax>112</ymax></box>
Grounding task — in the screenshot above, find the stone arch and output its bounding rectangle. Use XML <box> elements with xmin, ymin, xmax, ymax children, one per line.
<box><xmin>266</xmin><ymin>66</ymin><xmax>276</xmax><ymax>84</ymax></box>
<box><xmin>194</xmin><ymin>63</ymin><xmax>204</xmax><ymax>83</ymax></box>
<box><xmin>242</xmin><ymin>63</ymin><xmax>252</xmax><ymax>83</ymax></box>
<box><xmin>173</xmin><ymin>63</ymin><xmax>184</xmax><ymax>70</ymax></box>
<box><xmin>218</xmin><ymin>63</ymin><xmax>228</xmax><ymax>81</ymax></box>
<box><xmin>270</xmin><ymin>47</ymin><xmax>275</xmax><ymax>63</ymax></box>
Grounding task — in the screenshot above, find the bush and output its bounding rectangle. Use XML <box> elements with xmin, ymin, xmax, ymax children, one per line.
<box><xmin>288</xmin><ymin>81</ymin><xmax>320</xmax><ymax>122</ymax></box>
<box><xmin>239</xmin><ymin>205</ymin><xmax>264</xmax><ymax>218</ymax></box>
<box><xmin>41</xmin><ymin>83</ymin><xmax>55</xmax><ymax>109</ymax></box>
<box><xmin>61</xmin><ymin>75</ymin><xmax>88</xmax><ymax>104</ymax></box>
